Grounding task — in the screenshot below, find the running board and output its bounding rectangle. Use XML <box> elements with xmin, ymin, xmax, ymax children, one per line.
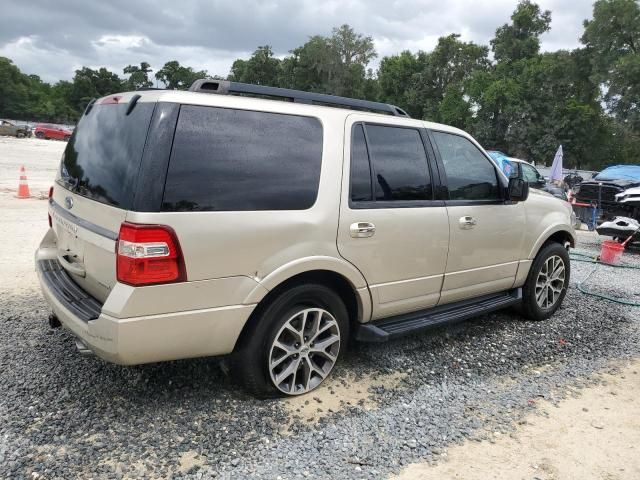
<box><xmin>355</xmin><ymin>288</ymin><xmax>522</xmax><ymax>342</ymax></box>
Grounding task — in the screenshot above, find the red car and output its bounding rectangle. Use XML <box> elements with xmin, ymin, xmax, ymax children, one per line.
<box><xmin>34</xmin><ymin>124</ymin><xmax>72</xmax><ymax>141</ymax></box>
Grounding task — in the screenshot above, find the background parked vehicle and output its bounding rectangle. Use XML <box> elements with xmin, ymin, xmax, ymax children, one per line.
<box><xmin>0</xmin><ymin>120</ymin><xmax>31</xmax><ymax>138</ymax></box>
<box><xmin>34</xmin><ymin>124</ymin><xmax>72</xmax><ymax>141</ymax></box>
<box><xmin>575</xmin><ymin>165</ymin><xmax>640</xmax><ymax>222</ymax></box>
<box><xmin>503</xmin><ymin>156</ymin><xmax>568</xmax><ymax>201</ymax></box>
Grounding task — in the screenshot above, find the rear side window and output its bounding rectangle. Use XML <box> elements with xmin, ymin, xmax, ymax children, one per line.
<box><xmin>59</xmin><ymin>103</ymin><xmax>155</xmax><ymax>208</ymax></box>
<box><xmin>431</xmin><ymin>131</ymin><xmax>500</xmax><ymax>201</ymax></box>
<box><xmin>349</xmin><ymin>123</ymin><xmax>432</xmax><ymax>203</ymax></box>
<box><xmin>162</xmin><ymin>106</ymin><xmax>323</xmax><ymax>211</ymax></box>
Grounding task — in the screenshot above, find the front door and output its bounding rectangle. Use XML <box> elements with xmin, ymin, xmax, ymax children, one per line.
<box><xmin>429</xmin><ymin>130</ymin><xmax>525</xmax><ymax>304</ymax></box>
<box><xmin>337</xmin><ymin>115</ymin><xmax>450</xmax><ymax>320</ymax></box>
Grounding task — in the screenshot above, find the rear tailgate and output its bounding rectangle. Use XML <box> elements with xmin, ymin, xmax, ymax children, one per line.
<box><xmin>50</xmin><ymin>94</ymin><xmax>156</xmax><ymax>302</ymax></box>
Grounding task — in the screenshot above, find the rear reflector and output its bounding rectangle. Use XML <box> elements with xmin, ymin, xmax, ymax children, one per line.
<box><xmin>48</xmin><ymin>186</ymin><xmax>53</xmax><ymax>228</ymax></box>
<box><xmin>116</xmin><ymin>222</ymin><xmax>186</xmax><ymax>286</ymax></box>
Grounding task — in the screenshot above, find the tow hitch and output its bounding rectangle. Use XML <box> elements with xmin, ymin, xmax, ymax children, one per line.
<box><xmin>48</xmin><ymin>313</ymin><xmax>61</xmax><ymax>329</ymax></box>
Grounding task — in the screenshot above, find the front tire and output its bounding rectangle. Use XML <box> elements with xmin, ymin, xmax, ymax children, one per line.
<box><xmin>233</xmin><ymin>284</ymin><xmax>349</xmax><ymax>398</ymax></box>
<box><xmin>35</xmin><ymin>132</ymin><xmax>45</xmax><ymax>139</ymax></box>
<box><xmin>521</xmin><ymin>242</ymin><xmax>570</xmax><ymax>321</ymax></box>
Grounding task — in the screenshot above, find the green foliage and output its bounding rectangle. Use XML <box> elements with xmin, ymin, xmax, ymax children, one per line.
<box><xmin>582</xmin><ymin>0</ymin><xmax>640</xmax><ymax>130</ymax></box>
<box><xmin>124</xmin><ymin>62</ymin><xmax>153</xmax><ymax>90</ymax></box>
<box><xmin>155</xmin><ymin>60</ymin><xmax>208</xmax><ymax>90</ymax></box>
<box><xmin>491</xmin><ymin>0</ymin><xmax>551</xmax><ymax>62</ymax></box>
<box><xmin>276</xmin><ymin>25</ymin><xmax>377</xmax><ymax>98</ymax></box>
<box><xmin>230</xmin><ymin>46</ymin><xmax>281</xmax><ymax>86</ymax></box>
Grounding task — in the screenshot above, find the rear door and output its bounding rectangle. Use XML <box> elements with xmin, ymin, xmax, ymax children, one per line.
<box><xmin>50</xmin><ymin>96</ymin><xmax>162</xmax><ymax>302</ymax></box>
<box><xmin>337</xmin><ymin>116</ymin><xmax>449</xmax><ymax>320</ymax></box>
<box><xmin>429</xmin><ymin>130</ymin><xmax>525</xmax><ymax>304</ymax></box>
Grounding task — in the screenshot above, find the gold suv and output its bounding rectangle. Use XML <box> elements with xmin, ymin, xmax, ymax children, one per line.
<box><xmin>35</xmin><ymin>81</ymin><xmax>575</xmax><ymax>397</ymax></box>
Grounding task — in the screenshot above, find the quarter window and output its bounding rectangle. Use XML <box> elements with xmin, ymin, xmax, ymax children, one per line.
<box><xmin>432</xmin><ymin>131</ymin><xmax>500</xmax><ymax>201</ymax></box>
<box><xmin>162</xmin><ymin>106</ymin><xmax>323</xmax><ymax>211</ymax></box>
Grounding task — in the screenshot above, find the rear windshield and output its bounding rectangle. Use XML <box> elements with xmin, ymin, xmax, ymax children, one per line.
<box><xmin>162</xmin><ymin>105</ymin><xmax>323</xmax><ymax>211</ymax></box>
<box><xmin>58</xmin><ymin>102</ymin><xmax>155</xmax><ymax>209</ymax></box>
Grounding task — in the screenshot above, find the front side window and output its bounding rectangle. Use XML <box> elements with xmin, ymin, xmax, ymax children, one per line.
<box><xmin>163</xmin><ymin>106</ymin><xmax>323</xmax><ymax>211</ymax></box>
<box><xmin>521</xmin><ymin>163</ymin><xmax>540</xmax><ymax>183</ymax></box>
<box><xmin>431</xmin><ymin>131</ymin><xmax>500</xmax><ymax>201</ymax></box>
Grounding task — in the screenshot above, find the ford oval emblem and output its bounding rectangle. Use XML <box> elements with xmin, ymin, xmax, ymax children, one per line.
<box><xmin>65</xmin><ymin>196</ymin><xmax>74</xmax><ymax>209</ymax></box>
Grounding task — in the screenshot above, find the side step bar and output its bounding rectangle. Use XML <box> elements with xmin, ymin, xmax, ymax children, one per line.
<box><xmin>355</xmin><ymin>288</ymin><xmax>522</xmax><ymax>342</ymax></box>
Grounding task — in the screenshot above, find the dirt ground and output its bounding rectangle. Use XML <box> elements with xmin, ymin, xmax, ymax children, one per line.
<box><xmin>0</xmin><ymin>135</ymin><xmax>638</xmax><ymax>479</ymax></box>
<box><xmin>0</xmin><ymin>137</ymin><xmax>65</xmax><ymax>293</ymax></box>
<box><xmin>395</xmin><ymin>359</ymin><xmax>640</xmax><ymax>480</ymax></box>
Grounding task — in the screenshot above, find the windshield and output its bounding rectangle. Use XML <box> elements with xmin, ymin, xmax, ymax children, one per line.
<box><xmin>58</xmin><ymin>102</ymin><xmax>155</xmax><ymax>209</ymax></box>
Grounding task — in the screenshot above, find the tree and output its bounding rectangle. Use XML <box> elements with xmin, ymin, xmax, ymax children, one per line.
<box><xmin>155</xmin><ymin>61</ymin><xmax>208</xmax><ymax>90</ymax></box>
<box><xmin>276</xmin><ymin>25</ymin><xmax>376</xmax><ymax>98</ymax></box>
<box><xmin>417</xmin><ymin>34</ymin><xmax>490</xmax><ymax>123</ymax></box>
<box><xmin>68</xmin><ymin>67</ymin><xmax>123</xmax><ymax>111</ymax></box>
<box><xmin>377</xmin><ymin>50</ymin><xmax>427</xmax><ymax>118</ymax></box>
<box><xmin>582</xmin><ymin>0</ymin><xmax>640</xmax><ymax>130</ymax></box>
<box><xmin>491</xmin><ymin>0</ymin><xmax>551</xmax><ymax>63</ymax></box>
<box><xmin>123</xmin><ymin>62</ymin><xmax>153</xmax><ymax>90</ymax></box>
<box><xmin>230</xmin><ymin>46</ymin><xmax>281</xmax><ymax>86</ymax></box>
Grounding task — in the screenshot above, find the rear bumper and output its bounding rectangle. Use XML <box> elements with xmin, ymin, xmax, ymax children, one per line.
<box><xmin>36</xmin><ymin>256</ymin><xmax>256</xmax><ymax>365</ymax></box>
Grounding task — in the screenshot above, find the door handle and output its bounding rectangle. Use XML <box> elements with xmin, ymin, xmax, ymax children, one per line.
<box><xmin>350</xmin><ymin>222</ymin><xmax>376</xmax><ymax>238</ymax></box>
<box><xmin>459</xmin><ymin>216</ymin><xmax>477</xmax><ymax>229</ymax></box>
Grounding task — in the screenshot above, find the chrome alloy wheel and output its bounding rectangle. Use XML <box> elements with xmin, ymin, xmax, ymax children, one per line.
<box><xmin>268</xmin><ymin>307</ymin><xmax>340</xmax><ymax>395</ymax></box>
<box><xmin>535</xmin><ymin>254</ymin><xmax>566</xmax><ymax>309</ymax></box>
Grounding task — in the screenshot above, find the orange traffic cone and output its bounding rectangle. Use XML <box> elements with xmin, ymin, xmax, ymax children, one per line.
<box><xmin>16</xmin><ymin>166</ymin><xmax>31</xmax><ymax>199</ymax></box>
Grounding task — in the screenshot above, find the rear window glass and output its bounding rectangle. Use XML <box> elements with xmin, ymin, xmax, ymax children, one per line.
<box><xmin>366</xmin><ymin>124</ymin><xmax>432</xmax><ymax>201</ymax></box>
<box><xmin>59</xmin><ymin>102</ymin><xmax>154</xmax><ymax>208</ymax></box>
<box><xmin>162</xmin><ymin>105</ymin><xmax>323</xmax><ymax>211</ymax></box>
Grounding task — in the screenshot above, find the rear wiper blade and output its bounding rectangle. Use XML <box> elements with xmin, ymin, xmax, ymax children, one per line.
<box><xmin>83</xmin><ymin>98</ymin><xmax>97</xmax><ymax>116</ymax></box>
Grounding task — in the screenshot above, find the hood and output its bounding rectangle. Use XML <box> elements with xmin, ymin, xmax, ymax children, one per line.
<box><xmin>594</xmin><ymin>165</ymin><xmax>640</xmax><ymax>182</ymax></box>
<box><xmin>579</xmin><ymin>178</ymin><xmax>640</xmax><ymax>189</ymax></box>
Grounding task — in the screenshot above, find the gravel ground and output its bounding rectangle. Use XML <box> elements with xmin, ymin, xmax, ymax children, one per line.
<box><xmin>1</xmin><ymin>229</ymin><xmax>638</xmax><ymax>479</ymax></box>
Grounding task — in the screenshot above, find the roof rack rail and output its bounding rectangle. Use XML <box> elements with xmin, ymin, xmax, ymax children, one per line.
<box><xmin>188</xmin><ymin>79</ymin><xmax>410</xmax><ymax>118</ymax></box>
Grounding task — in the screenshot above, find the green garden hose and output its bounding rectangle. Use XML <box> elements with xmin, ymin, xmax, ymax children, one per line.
<box><xmin>569</xmin><ymin>250</ymin><xmax>640</xmax><ymax>306</ymax></box>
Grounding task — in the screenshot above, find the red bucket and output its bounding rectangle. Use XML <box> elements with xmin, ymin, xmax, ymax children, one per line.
<box><xmin>600</xmin><ymin>240</ymin><xmax>625</xmax><ymax>265</ymax></box>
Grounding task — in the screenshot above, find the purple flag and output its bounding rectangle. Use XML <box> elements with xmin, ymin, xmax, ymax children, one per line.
<box><xmin>549</xmin><ymin>145</ymin><xmax>563</xmax><ymax>182</ymax></box>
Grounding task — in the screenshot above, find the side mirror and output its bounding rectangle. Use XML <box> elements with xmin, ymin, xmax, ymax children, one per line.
<box><xmin>508</xmin><ymin>177</ymin><xmax>529</xmax><ymax>202</ymax></box>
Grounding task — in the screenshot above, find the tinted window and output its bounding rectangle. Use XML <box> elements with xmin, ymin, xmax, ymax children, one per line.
<box><xmin>350</xmin><ymin>124</ymin><xmax>372</xmax><ymax>202</ymax></box>
<box><xmin>365</xmin><ymin>125</ymin><xmax>431</xmax><ymax>201</ymax></box>
<box><xmin>432</xmin><ymin>131</ymin><xmax>500</xmax><ymax>201</ymax></box>
<box><xmin>163</xmin><ymin>106</ymin><xmax>322</xmax><ymax>211</ymax></box>
<box><xmin>59</xmin><ymin>103</ymin><xmax>155</xmax><ymax>208</ymax></box>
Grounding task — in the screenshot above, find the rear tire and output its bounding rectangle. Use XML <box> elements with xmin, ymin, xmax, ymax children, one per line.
<box><xmin>521</xmin><ymin>242</ymin><xmax>570</xmax><ymax>321</ymax></box>
<box><xmin>232</xmin><ymin>284</ymin><xmax>349</xmax><ymax>398</ymax></box>
<box><xmin>35</xmin><ymin>132</ymin><xmax>45</xmax><ymax>139</ymax></box>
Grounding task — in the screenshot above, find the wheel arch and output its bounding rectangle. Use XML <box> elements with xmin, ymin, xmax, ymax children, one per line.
<box><xmin>235</xmin><ymin>262</ymin><xmax>372</xmax><ymax>353</ymax></box>
<box><xmin>528</xmin><ymin>225</ymin><xmax>576</xmax><ymax>260</ymax></box>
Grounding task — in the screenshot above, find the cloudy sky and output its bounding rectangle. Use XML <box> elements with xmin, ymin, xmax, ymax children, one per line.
<box><xmin>0</xmin><ymin>0</ymin><xmax>595</xmax><ymax>84</ymax></box>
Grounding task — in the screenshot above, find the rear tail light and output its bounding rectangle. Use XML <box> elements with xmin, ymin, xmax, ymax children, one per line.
<box><xmin>116</xmin><ymin>222</ymin><xmax>186</xmax><ymax>286</ymax></box>
<box><xmin>48</xmin><ymin>186</ymin><xmax>53</xmax><ymax>228</ymax></box>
